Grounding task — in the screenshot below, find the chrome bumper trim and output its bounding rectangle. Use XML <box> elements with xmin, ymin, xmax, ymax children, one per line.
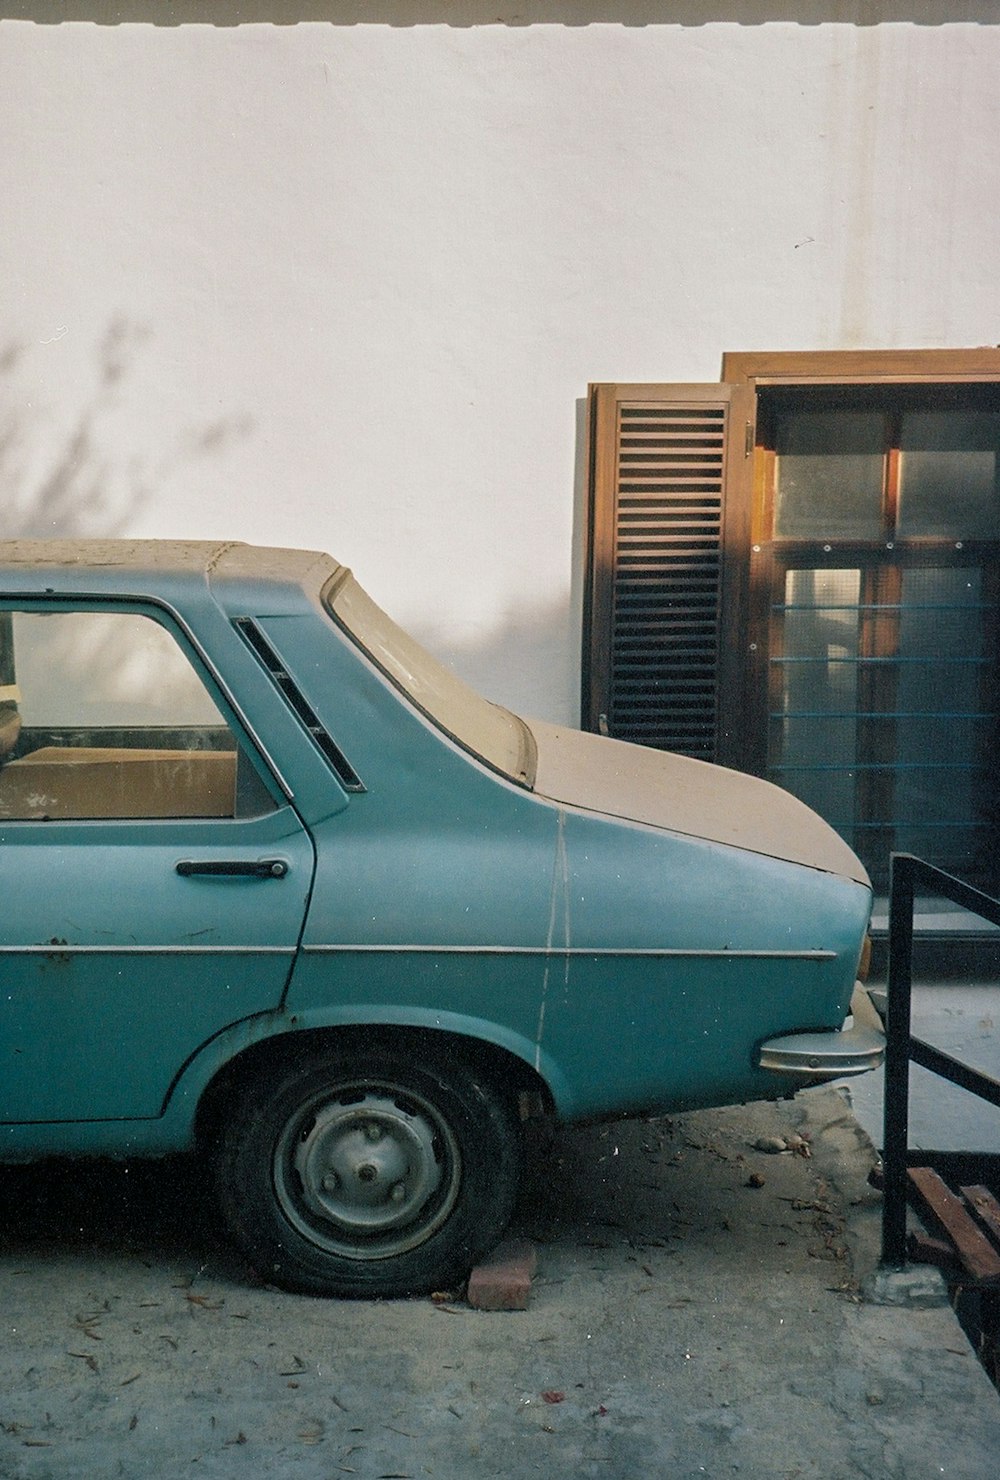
<box><xmin>758</xmin><ymin>986</ymin><xmax>886</xmax><ymax>1079</ymax></box>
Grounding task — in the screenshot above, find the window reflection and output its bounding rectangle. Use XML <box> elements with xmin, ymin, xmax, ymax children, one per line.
<box><xmin>775</xmin><ymin>411</ymin><xmax>885</xmax><ymax>539</ymax></box>
<box><xmin>771</xmin><ymin>569</ymin><xmax>860</xmax><ymax>832</ymax></box>
<box><xmin>898</xmin><ymin>411</ymin><xmax>1000</xmax><ymax>540</ymax></box>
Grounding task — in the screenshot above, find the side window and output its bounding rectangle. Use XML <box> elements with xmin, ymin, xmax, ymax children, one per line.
<box><xmin>0</xmin><ymin>609</ymin><xmax>275</xmax><ymax>821</ymax></box>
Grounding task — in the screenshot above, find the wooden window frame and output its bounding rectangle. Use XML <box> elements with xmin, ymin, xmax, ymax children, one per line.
<box><xmin>725</xmin><ymin>350</ymin><xmax>1000</xmax><ymax>779</ymax></box>
<box><xmin>585</xmin><ymin>350</ymin><xmax>1000</xmax><ymax>777</ymax></box>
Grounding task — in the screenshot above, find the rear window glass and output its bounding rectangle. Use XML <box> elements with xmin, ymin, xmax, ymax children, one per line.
<box><xmin>324</xmin><ymin>572</ymin><xmax>535</xmax><ymax>786</ymax></box>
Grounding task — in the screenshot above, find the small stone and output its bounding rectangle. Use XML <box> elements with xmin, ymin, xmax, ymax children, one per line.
<box><xmin>860</xmin><ymin>1265</ymin><xmax>950</xmax><ymax>1309</ymax></box>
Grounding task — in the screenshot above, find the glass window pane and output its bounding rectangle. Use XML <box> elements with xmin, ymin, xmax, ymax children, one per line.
<box><xmin>328</xmin><ymin>572</ymin><xmax>534</xmax><ymax>785</ymax></box>
<box><xmin>0</xmin><ymin>611</ymin><xmax>274</xmax><ymax>820</ymax></box>
<box><xmin>774</xmin><ymin>411</ymin><xmax>885</xmax><ymax>539</ymax></box>
<box><xmin>769</xmin><ymin>569</ymin><xmax>861</xmax><ymax>832</ymax></box>
<box><xmin>11</xmin><ymin>611</ymin><xmax>226</xmax><ymax>729</ymax></box>
<box><xmin>893</xmin><ymin>567</ymin><xmax>995</xmax><ymax>876</ymax></box>
<box><xmin>898</xmin><ymin>410</ymin><xmax>1000</xmax><ymax>540</ymax></box>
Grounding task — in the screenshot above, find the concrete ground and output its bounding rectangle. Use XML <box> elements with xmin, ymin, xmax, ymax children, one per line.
<box><xmin>846</xmin><ymin>981</ymin><xmax>1000</xmax><ymax>1155</ymax></box>
<box><xmin>1</xmin><ymin>1087</ymin><xmax>998</xmax><ymax>1480</ymax></box>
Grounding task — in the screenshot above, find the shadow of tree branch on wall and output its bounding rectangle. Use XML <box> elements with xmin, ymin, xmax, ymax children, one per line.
<box><xmin>0</xmin><ymin>320</ymin><xmax>253</xmax><ymax>539</ymax></box>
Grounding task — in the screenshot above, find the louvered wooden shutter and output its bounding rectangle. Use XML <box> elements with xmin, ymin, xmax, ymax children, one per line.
<box><xmin>584</xmin><ymin>383</ymin><xmax>748</xmax><ymax>763</ymax></box>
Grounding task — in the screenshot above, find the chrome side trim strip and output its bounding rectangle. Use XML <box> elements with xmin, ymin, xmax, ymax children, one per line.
<box><xmin>0</xmin><ymin>943</ymin><xmax>837</xmax><ymax>961</ymax></box>
<box><xmin>300</xmin><ymin>945</ymin><xmax>837</xmax><ymax>960</ymax></box>
<box><xmin>0</xmin><ymin>945</ymin><xmax>294</xmax><ymax>956</ymax></box>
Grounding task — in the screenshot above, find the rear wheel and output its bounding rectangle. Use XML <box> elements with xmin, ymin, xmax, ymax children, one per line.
<box><xmin>214</xmin><ymin>1044</ymin><xmax>521</xmax><ymax>1297</ymax></box>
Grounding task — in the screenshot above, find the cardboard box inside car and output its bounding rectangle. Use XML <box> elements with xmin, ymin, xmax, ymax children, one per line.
<box><xmin>0</xmin><ymin>746</ymin><xmax>237</xmax><ymax>819</ymax></box>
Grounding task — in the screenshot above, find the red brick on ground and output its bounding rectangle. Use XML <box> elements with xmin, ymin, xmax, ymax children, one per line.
<box><xmin>467</xmin><ymin>1239</ymin><xmax>538</xmax><ymax>1311</ymax></box>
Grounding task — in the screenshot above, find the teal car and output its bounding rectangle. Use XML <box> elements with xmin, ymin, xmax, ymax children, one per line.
<box><xmin>0</xmin><ymin>541</ymin><xmax>882</xmax><ymax>1297</ymax></box>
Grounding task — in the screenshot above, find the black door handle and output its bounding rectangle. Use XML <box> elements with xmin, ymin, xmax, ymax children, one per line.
<box><xmin>176</xmin><ymin>858</ymin><xmax>289</xmax><ymax>879</ymax></box>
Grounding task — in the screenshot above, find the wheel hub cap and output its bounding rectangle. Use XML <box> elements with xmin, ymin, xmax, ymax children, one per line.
<box><xmin>274</xmin><ymin>1084</ymin><xmax>461</xmax><ymax>1261</ymax></box>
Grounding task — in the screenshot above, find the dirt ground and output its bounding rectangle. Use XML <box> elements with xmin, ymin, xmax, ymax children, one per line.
<box><xmin>1</xmin><ymin>1090</ymin><xmax>998</xmax><ymax>1479</ymax></box>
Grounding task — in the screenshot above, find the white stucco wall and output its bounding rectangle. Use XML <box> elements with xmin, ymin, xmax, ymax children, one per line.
<box><xmin>2</xmin><ymin>6</ymin><xmax>999</xmax><ymax>723</ymax></box>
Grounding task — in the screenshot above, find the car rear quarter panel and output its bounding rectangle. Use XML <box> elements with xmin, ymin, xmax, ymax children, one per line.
<box><xmin>540</xmin><ymin>807</ymin><xmax>873</xmax><ymax>1118</ymax></box>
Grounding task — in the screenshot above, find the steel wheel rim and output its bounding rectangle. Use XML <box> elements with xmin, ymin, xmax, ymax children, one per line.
<box><xmin>272</xmin><ymin>1080</ymin><xmax>462</xmax><ymax>1261</ymax></box>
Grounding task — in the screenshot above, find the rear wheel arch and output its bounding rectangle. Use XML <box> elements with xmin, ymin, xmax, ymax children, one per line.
<box><xmin>195</xmin><ymin>1022</ymin><xmax>554</xmax><ymax>1150</ymax></box>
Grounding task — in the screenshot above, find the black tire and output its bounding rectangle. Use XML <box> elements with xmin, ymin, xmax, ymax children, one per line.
<box><xmin>213</xmin><ymin>1042</ymin><xmax>521</xmax><ymax>1298</ymax></box>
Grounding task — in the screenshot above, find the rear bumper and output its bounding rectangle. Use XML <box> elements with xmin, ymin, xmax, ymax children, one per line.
<box><xmin>757</xmin><ymin>985</ymin><xmax>886</xmax><ymax>1080</ymax></box>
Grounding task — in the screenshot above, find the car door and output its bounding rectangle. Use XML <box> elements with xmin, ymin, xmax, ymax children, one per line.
<box><xmin>0</xmin><ymin>602</ymin><xmax>314</xmax><ymax>1123</ymax></box>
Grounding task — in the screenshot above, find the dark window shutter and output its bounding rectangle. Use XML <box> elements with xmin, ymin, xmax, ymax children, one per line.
<box><xmin>584</xmin><ymin>384</ymin><xmax>744</xmax><ymax>762</ymax></box>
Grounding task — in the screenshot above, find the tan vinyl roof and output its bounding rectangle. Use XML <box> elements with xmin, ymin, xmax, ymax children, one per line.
<box><xmin>0</xmin><ymin>539</ymin><xmax>340</xmax><ymax>590</ymax></box>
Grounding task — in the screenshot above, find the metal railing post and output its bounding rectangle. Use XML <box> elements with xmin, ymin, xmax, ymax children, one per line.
<box><xmin>882</xmin><ymin>852</ymin><xmax>915</xmax><ymax>1267</ymax></box>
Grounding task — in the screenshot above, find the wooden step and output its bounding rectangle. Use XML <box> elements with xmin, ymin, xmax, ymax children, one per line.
<box><xmin>961</xmin><ymin>1184</ymin><xmax>1000</xmax><ymax>1247</ymax></box>
<box><xmin>907</xmin><ymin>1168</ymin><xmax>1000</xmax><ymax>1286</ymax></box>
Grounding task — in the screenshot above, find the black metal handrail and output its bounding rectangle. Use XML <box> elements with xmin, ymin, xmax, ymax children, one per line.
<box><xmin>881</xmin><ymin>853</ymin><xmax>1000</xmax><ymax>1267</ymax></box>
